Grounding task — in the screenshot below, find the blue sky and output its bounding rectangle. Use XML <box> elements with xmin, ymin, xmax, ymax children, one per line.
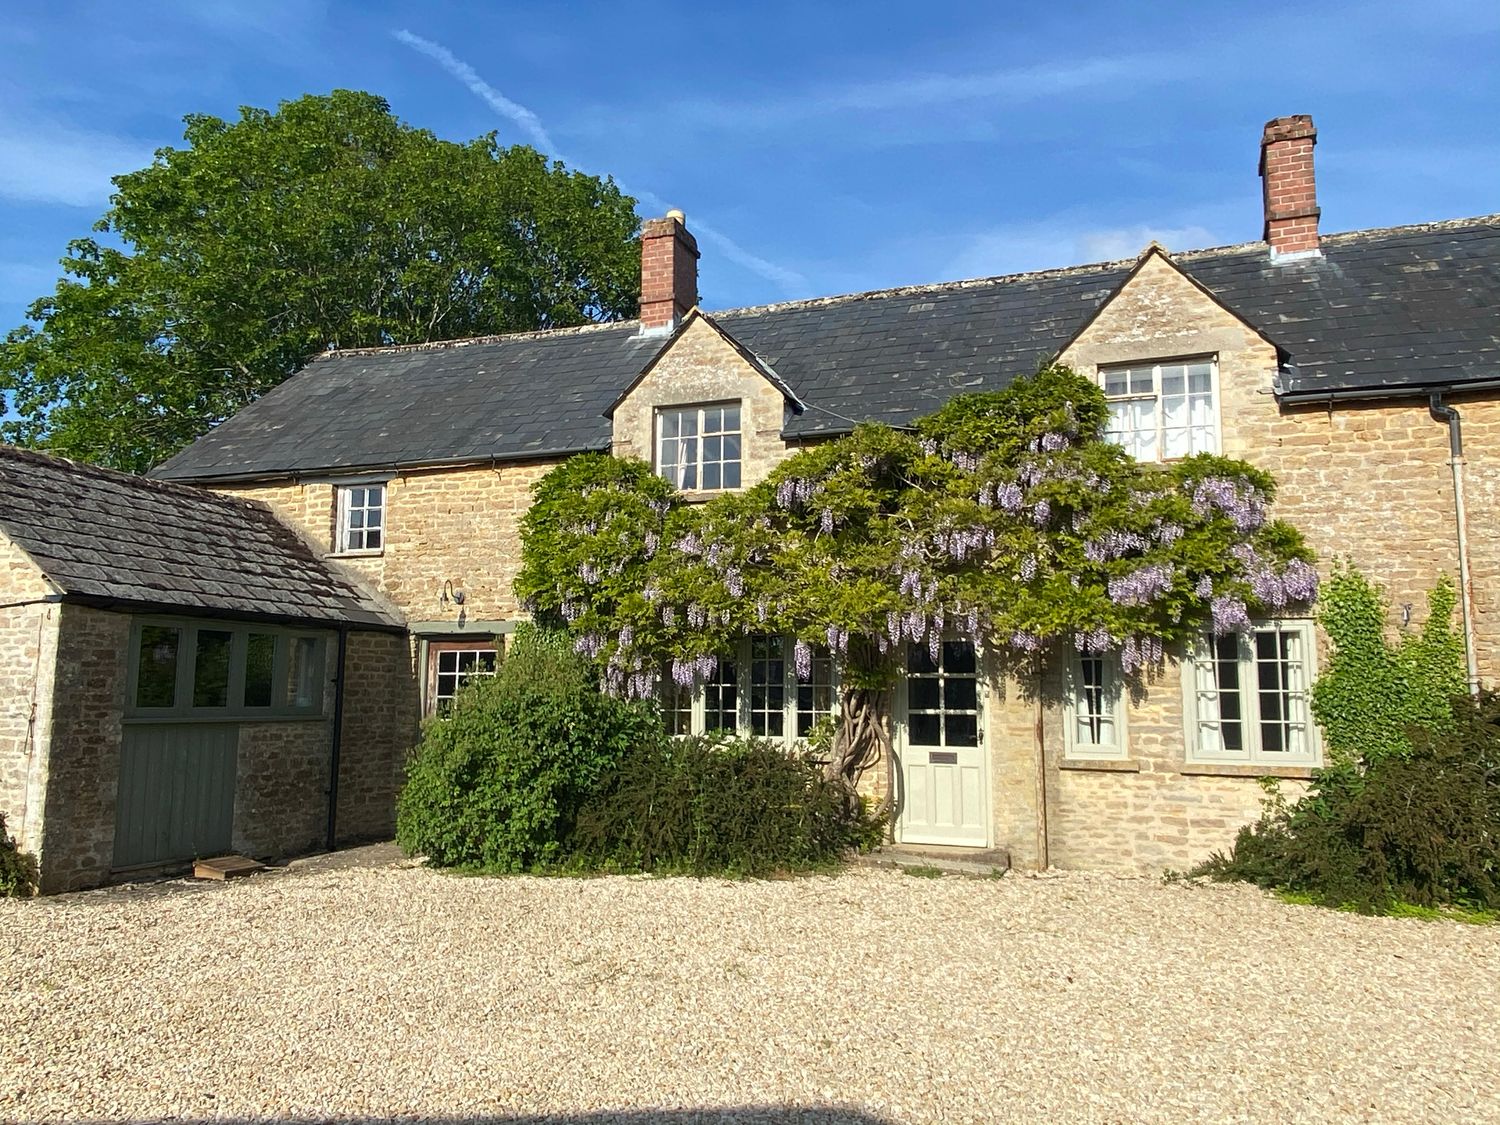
<box><xmin>1</xmin><ymin>0</ymin><xmax>1497</xmax><ymax>332</ymax></box>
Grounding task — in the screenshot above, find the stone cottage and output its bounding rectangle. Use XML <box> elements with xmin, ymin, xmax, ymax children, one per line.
<box><xmin>20</xmin><ymin>114</ymin><xmax>1496</xmax><ymax>884</ymax></box>
<box><xmin>0</xmin><ymin>447</ymin><xmax>411</xmax><ymax>892</ymax></box>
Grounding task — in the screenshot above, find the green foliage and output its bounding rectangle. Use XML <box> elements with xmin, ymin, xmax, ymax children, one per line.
<box><xmin>395</xmin><ymin>626</ymin><xmax>659</xmax><ymax>872</ymax></box>
<box><xmin>567</xmin><ymin>735</ymin><xmax>885</xmax><ymax>876</ymax></box>
<box><xmin>517</xmin><ymin>363</ymin><xmax>1318</xmax><ymax>699</ymax></box>
<box><xmin>1194</xmin><ymin>691</ymin><xmax>1500</xmax><ymax>914</ymax></box>
<box><xmin>1311</xmin><ymin>565</ymin><xmax>1467</xmax><ymax>764</ymax></box>
<box><xmin>2</xmin><ymin>90</ymin><xmax>641</xmax><ymax>471</ymax></box>
<box><xmin>0</xmin><ymin>812</ymin><xmax>38</xmax><ymax>897</ymax></box>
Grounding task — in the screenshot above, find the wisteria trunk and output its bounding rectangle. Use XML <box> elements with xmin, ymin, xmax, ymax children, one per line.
<box><xmin>825</xmin><ymin>685</ymin><xmax>893</xmax><ymax>820</ymax></box>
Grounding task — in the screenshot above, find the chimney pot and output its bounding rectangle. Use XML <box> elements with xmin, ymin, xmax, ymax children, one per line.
<box><xmin>639</xmin><ymin>211</ymin><xmax>699</xmax><ymax>331</ymax></box>
<box><xmin>1259</xmin><ymin>114</ymin><xmax>1321</xmax><ymax>258</ymax></box>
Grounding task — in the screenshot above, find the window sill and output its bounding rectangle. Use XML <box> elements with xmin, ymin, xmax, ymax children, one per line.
<box><xmin>1179</xmin><ymin>763</ymin><xmax>1318</xmax><ymax>780</ymax></box>
<box><xmin>1059</xmin><ymin>758</ymin><xmax>1141</xmax><ymax>773</ymax></box>
<box><xmin>124</xmin><ymin>712</ymin><xmax>327</xmax><ymax>724</ymax></box>
<box><xmin>677</xmin><ymin>487</ymin><xmax>741</xmax><ymax>504</ymax></box>
<box><xmin>327</xmin><ymin>549</ymin><xmax>384</xmax><ymax>560</ymax></box>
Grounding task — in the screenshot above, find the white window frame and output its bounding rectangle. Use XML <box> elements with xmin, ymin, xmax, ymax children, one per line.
<box><xmin>1063</xmin><ymin>652</ymin><xmax>1128</xmax><ymax>760</ymax></box>
<box><xmin>1182</xmin><ymin>619</ymin><xmax>1320</xmax><ymax>767</ymax></box>
<box><xmin>335</xmin><ymin>482</ymin><xmax>386</xmax><ymax>555</ymax></box>
<box><xmin>425</xmin><ymin>639</ymin><xmax>502</xmax><ymax>716</ymax></box>
<box><xmin>655</xmin><ymin>402</ymin><xmax>743</xmax><ymax>492</ymax></box>
<box><xmin>125</xmin><ymin>617</ymin><xmax>329</xmax><ymax>721</ymax></box>
<box><xmin>662</xmin><ymin>636</ymin><xmax>837</xmax><ymax>745</ymax></box>
<box><xmin>1099</xmin><ymin>357</ymin><xmax>1220</xmax><ymax>462</ymax></box>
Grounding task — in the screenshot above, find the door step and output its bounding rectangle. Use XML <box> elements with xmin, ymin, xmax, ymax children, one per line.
<box><xmin>193</xmin><ymin>855</ymin><xmax>266</xmax><ymax>882</ymax></box>
<box><xmin>857</xmin><ymin>844</ymin><xmax>1011</xmax><ymax>878</ymax></box>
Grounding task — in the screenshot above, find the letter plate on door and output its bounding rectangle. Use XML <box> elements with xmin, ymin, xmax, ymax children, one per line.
<box><xmin>929</xmin><ymin>750</ymin><xmax>959</xmax><ymax>765</ymax></box>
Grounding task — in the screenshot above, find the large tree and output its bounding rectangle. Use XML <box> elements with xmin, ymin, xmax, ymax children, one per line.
<box><xmin>517</xmin><ymin>366</ymin><xmax>1319</xmax><ymax>812</ymax></box>
<box><xmin>1</xmin><ymin>90</ymin><xmax>641</xmax><ymax>471</ymax></box>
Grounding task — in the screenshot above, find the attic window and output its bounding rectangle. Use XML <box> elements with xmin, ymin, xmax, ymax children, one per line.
<box><xmin>1100</xmin><ymin>358</ymin><xmax>1219</xmax><ymax>461</ymax></box>
<box><xmin>336</xmin><ymin>483</ymin><xmax>385</xmax><ymax>553</ymax></box>
<box><xmin>656</xmin><ymin>403</ymin><xmax>742</xmax><ymax>491</ymax></box>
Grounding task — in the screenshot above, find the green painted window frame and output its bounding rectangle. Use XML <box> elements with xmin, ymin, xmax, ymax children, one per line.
<box><xmin>125</xmin><ymin>615</ymin><xmax>332</xmax><ymax>721</ymax></box>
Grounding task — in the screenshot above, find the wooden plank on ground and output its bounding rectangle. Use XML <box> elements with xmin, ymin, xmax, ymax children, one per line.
<box><xmin>193</xmin><ymin>855</ymin><xmax>266</xmax><ymax>881</ymax></box>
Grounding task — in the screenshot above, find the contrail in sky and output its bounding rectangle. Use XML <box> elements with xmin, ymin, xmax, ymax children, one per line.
<box><xmin>393</xmin><ymin>30</ymin><xmax>807</xmax><ymax>295</ymax></box>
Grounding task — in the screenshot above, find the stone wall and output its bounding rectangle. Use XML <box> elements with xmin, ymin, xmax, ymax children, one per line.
<box><xmin>38</xmin><ymin>605</ymin><xmax>129</xmax><ymax>892</ymax></box>
<box><xmin>234</xmin><ymin>718</ymin><xmax>332</xmax><ymax>859</ymax></box>
<box><xmin>220</xmin><ymin>462</ymin><xmax>555</xmax><ymax>629</ymax></box>
<box><xmin>0</xmin><ymin>532</ymin><xmax>58</xmax><ymax>860</ymax></box>
<box><xmin>336</xmin><ymin>629</ymin><xmax>420</xmax><ymax>842</ymax></box>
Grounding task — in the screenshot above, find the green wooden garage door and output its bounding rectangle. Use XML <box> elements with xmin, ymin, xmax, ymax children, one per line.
<box><xmin>113</xmin><ymin>724</ymin><xmax>237</xmax><ymax>869</ymax></box>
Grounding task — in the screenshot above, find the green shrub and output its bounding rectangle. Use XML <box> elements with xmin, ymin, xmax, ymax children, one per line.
<box><xmin>0</xmin><ymin>812</ymin><xmax>38</xmax><ymax>897</ymax></box>
<box><xmin>568</xmin><ymin>734</ymin><xmax>884</xmax><ymax>876</ymax></box>
<box><xmin>1194</xmin><ymin>691</ymin><xmax>1500</xmax><ymax>913</ymax></box>
<box><xmin>395</xmin><ymin>626</ymin><xmax>661</xmax><ymax>871</ymax></box>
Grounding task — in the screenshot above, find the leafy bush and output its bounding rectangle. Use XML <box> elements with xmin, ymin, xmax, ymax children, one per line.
<box><xmin>0</xmin><ymin>812</ymin><xmax>38</xmax><ymax>897</ymax></box>
<box><xmin>396</xmin><ymin>626</ymin><xmax>660</xmax><ymax>871</ymax></box>
<box><xmin>1312</xmin><ymin>565</ymin><xmax>1466</xmax><ymax>764</ymax></box>
<box><xmin>1194</xmin><ymin>692</ymin><xmax>1500</xmax><ymax>913</ymax></box>
<box><xmin>568</xmin><ymin>734</ymin><xmax>885</xmax><ymax>876</ymax></box>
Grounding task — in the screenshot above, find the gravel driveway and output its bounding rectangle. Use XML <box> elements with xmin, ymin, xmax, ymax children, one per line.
<box><xmin>2</xmin><ymin>858</ymin><xmax>1496</xmax><ymax>1125</ymax></box>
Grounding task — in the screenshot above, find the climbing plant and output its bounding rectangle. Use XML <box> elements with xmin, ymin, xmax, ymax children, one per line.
<box><xmin>1310</xmin><ymin>565</ymin><xmax>1467</xmax><ymax>765</ymax></box>
<box><xmin>516</xmin><ymin>364</ymin><xmax>1318</xmax><ymax>803</ymax></box>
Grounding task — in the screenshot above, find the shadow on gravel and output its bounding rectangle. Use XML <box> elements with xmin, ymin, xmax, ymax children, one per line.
<box><xmin>57</xmin><ymin>1111</ymin><xmax>894</xmax><ymax>1125</ymax></box>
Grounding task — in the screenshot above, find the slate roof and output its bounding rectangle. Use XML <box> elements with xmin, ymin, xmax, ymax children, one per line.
<box><xmin>0</xmin><ymin>445</ymin><xmax>403</xmax><ymax>630</ymax></box>
<box><xmin>152</xmin><ymin>215</ymin><xmax>1500</xmax><ymax>481</ymax></box>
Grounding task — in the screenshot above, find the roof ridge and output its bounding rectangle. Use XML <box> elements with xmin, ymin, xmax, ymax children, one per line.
<box><xmin>311</xmin><ymin>317</ymin><xmax>640</xmax><ymax>361</ymax></box>
<box><xmin>0</xmin><ymin>443</ymin><xmax>273</xmax><ymax>518</ymax></box>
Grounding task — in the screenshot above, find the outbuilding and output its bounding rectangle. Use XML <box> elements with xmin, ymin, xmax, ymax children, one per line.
<box><xmin>0</xmin><ymin>446</ymin><xmax>414</xmax><ymax>892</ymax></box>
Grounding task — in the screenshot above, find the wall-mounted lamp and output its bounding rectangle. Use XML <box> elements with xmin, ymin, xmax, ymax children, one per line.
<box><xmin>441</xmin><ymin>579</ymin><xmax>467</xmax><ymax>608</ymax></box>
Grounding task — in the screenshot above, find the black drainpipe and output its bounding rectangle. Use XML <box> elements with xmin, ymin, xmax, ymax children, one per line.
<box><xmin>326</xmin><ymin>627</ymin><xmax>350</xmax><ymax>852</ymax></box>
<box><xmin>1428</xmin><ymin>393</ymin><xmax>1481</xmax><ymax>695</ymax></box>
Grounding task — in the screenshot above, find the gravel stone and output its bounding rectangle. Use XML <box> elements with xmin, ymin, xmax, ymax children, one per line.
<box><xmin>2</xmin><ymin>862</ymin><xmax>1497</xmax><ymax>1124</ymax></box>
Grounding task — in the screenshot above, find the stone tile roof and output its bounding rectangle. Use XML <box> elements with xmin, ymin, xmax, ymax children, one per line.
<box><xmin>151</xmin><ymin>215</ymin><xmax>1500</xmax><ymax>480</ymax></box>
<box><xmin>0</xmin><ymin>445</ymin><xmax>403</xmax><ymax>630</ymax></box>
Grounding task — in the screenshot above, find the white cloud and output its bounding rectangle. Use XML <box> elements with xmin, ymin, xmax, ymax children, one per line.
<box><xmin>391</xmin><ymin>30</ymin><xmax>808</xmax><ymax>295</ymax></box>
<box><xmin>0</xmin><ymin>121</ymin><xmax>152</xmax><ymax>207</ymax></box>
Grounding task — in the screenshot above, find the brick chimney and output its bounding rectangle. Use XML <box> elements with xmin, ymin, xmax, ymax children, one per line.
<box><xmin>639</xmin><ymin>209</ymin><xmax>699</xmax><ymax>331</ymax></box>
<box><xmin>1259</xmin><ymin>115</ymin><xmax>1321</xmax><ymax>258</ymax></box>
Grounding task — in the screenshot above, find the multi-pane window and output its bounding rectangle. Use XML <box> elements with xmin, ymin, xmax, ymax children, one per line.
<box><xmin>1186</xmin><ymin>621</ymin><xmax>1318</xmax><ymax>765</ymax></box>
<box><xmin>664</xmin><ymin>638</ymin><xmax>836</xmax><ymax>745</ymax></box>
<box><xmin>428</xmin><ymin>643</ymin><xmax>499</xmax><ymax>715</ymax></box>
<box><xmin>337</xmin><ymin>483</ymin><xmax>385</xmax><ymax>553</ymax></box>
<box><xmin>656</xmin><ymin>403</ymin><xmax>742</xmax><ymax>491</ymax></box>
<box><xmin>904</xmin><ymin>641</ymin><xmax>980</xmax><ymax>749</ymax></box>
<box><xmin>1064</xmin><ymin>653</ymin><xmax>1126</xmax><ymax>759</ymax></box>
<box><xmin>1101</xmin><ymin>358</ymin><xmax>1217</xmax><ymax>461</ymax></box>
<box><xmin>129</xmin><ymin>620</ymin><xmax>326</xmax><ymax>718</ymax></box>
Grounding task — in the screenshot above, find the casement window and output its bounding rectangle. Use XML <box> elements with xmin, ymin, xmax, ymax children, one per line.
<box><xmin>663</xmin><ymin>636</ymin><xmax>836</xmax><ymax>744</ymax></box>
<box><xmin>1064</xmin><ymin>652</ymin><xmax>1127</xmax><ymax>760</ymax></box>
<box><xmin>1101</xmin><ymin>358</ymin><xmax>1218</xmax><ymax>461</ymax></box>
<box><xmin>1184</xmin><ymin>620</ymin><xmax>1319</xmax><ymax>766</ymax></box>
<box><xmin>336</xmin><ymin>483</ymin><xmax>385</xmax><ymax>553</ymax></box>
<box><xmin>656</xmin><ymin>403</ymin><xmax>742</xmax><ymax>491</ymax></box>
<box><xmin>426</xmin><ymin>640</ymin><xmax>501</xmax><ymax>716</ymax></box>
<box><xmin>129</xmin><ymin>619</ymin><xmax>327</xmax><ymax>719</ymax></box>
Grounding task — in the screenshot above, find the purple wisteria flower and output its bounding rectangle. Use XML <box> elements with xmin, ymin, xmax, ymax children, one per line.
<box><xmin>995</xmin><ymin>482</ymin><xmax>1024</xmax><ymax>513</ymax></box>
<box><xmin>794</xmin><ymin>639</ymin><xmax>813</xmax><ymax>680</ymax></box>
<box><xmin>1040</xmin><ymin>431</ymin><xmax>1070</xmax><ymax>452</ymax></box>
<box><xmin>687</xmin><ymin>604</ymin><xmax>707</xmax><ymax>628</ymax></box>
<box><xmin>1191</xmin><ymin>477</ymin><xmax>1266</xmax><ymax>532</ymax></box>
<box><xmin>577</xmin><ymin>562</ymin><xmax>600</xmax><ymax>584</ymax></box>
<box><xmin>1073</xmin><ymin>628</ymin><xmax>1113</xmax><ymax>654</ymax></box>
<box><xmin>820</xmin><ymin>508</ymin><xmax>836</xmax><ymax>534</ymax></box>
<box><xmin>618</xmin><ymin>626</ymin><xmax>634</xmax><ymax>650</ymax></box>
<box><xmin>927</xmin><ymin>631</ymin><xmax>941</xmax><ymax>663</ymax></box>
<box><xmin>676</xmin><ymin>532</ymin><xmax>704</xmax><ymax>556</ymax></box>
<box><xmin>1020</xmin><ymin>554</ymin><xmax>1039</xmax><ymax>582</ymax></box>
<box><xmin>574</xmin><ymin>633</ymin><xmax>604</xmax><ymax>658</ymax></box>
<box><xmin>1211</xmin><ymin>594</ymin><xmax>1251</xmax><ymax>634</ymax></box>
<box><xmin>1009</xmin><ymin>631</ymin><xmax>1043</xmax><ymax>653</ymax></box>
<box><xmin>1120</xmin><ymin>635</ymin><xmax>1165</xmax><ymax>674</ymax></box>
<box><xmin>1083</xmin><ymin>529</ymin><xmax>1151</xmax><ymax>563</ymax></box>
<box><xmin>1195</xmin><ymin>575</ymin><xmax>1215</xmax><ymax>598</ymax></box>
<box><xmin>660</xmin><ymin>606</ymin><xmax>677</xmax><ymax>627</ymax></box>
<box><xmin>887</xmin><ymin>611</ymin><xmax>902</xmax><ymax>646</ymax></box>
<box><xmin>755</xmin><ymin>597</ymin><xmax>769</xmax><ymax>623</ymax></box>
<box><xmin>966</xmin><ymin>606</ymin><xmax>981</xmax><ymax>637</ymax></box>
<box><xmin>949</xmin><ymin>450</ymin><xmax>981</xmax><ymax>472</ymax></box>
<box><xmin>1282</xmin><ymin>559</ymin><xmax>1320</xmax><ymax>603</ymax></box>
<box><xmin>1108</xmin><ymin>563</ymin><xmax>1175</xmax><ymax>607</ymax></box>
<box><xmin>920</xmin><ymin>439</ymin><xmax>938</xmax><ymax>457</ymax></box>
<box><xmin>775</xmin><ymin>477</ymin><xmax>820</xmax><ymax>509</ymax></box>
<box><xmin>1031</xmin><ymin>499</ymin><xmax>1052</xmax><ymax>528</ymax></box>
<box><xmin>561</xmin><ymin>600</ymin><xmax>582</xmax><ymax>624</ymax></box>
<box><xmin>1152</xmin><ymin>521</ymin><xmax>1184</xmax><ymax>545</ymax></box>
<box><xmin>725</xmin><ymin>569</ymin><xmax>745</xmax><ymax>598</ymax></box>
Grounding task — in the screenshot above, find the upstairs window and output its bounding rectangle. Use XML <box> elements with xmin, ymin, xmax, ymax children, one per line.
<box><xmin>337</xmin><ymin>483</ymin><xmax>385</xmax><ymax>553</ymax></box>
<box><xmin>656</xmin><ymin>403</ymin><xmax>742</xmax><ymax>491</ymax></box>
<box><xmin>1185</xmin><ymin>621</ymin><xmax>1318</xmax><ymax>766</ymax></box>
<box><xmin>1101</xmin><ymin>358</ymin><xmax>1218</xmax><ymax>461</ymax></box>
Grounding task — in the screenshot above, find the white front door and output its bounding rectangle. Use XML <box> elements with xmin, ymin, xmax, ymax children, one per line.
<box><xmin>895</xmin><ymin>639</ymin><xmax>989</xmax><ymax>847</ymax></box>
